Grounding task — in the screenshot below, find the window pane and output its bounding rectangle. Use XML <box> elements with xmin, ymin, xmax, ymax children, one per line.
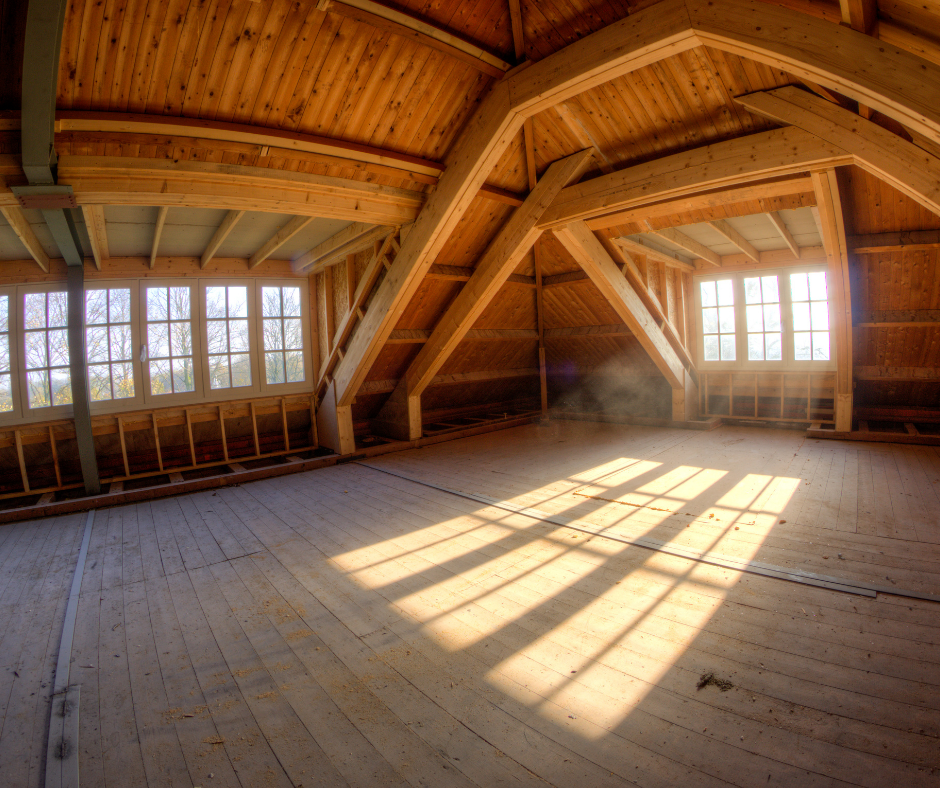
<box><xmin>0</xmin><ymin>373</ymin><xmax>11</xmax><ymax>412</ymax></box>
<box><xmin>262</xmin><ymin>287</ymin><xmax>282</xmax><ymax>317</ymax></box>
<box><xmin>209</xmin><ymin>356</ymin><xmax>230</xmax><ymax>389</ymax></box>
<box><xmin>792</xmin><ymin>302</ymin><xmax>810</xmax><ymax>331</ymax></box>
<box><xmin>0</xmin><ymin>295</ymin><xmax>9</xmax><ymax>333</ymax></box>
<box><xmin>812</xmin><ymin>331</ymin><xmax>830</xmax><ymax>361</ymax></box>
<box><xmin>172</xmin><ymin>358</ymin><xmax>195</xmax><ymax>393</ymax></box>
<box><xmin>150</xmin><ymin>359</ymin><xmax>171</xmax><ymax>395</ymax></box>
<box><xmin>48</xmin><ymin>292</ymin><xmax>68</xmax><ymax>327</ymax></box>
<box><xmin>748</xmin><ymin>334</ymin><xmax>764</xmax><ymax>360</ymax></box>
<box><xmin>790</xmin><ymin>272</ymin><xmax>809</xmax><ymax>302</ymax></box>
<box><xmin>263</xmin><ymin>319</ymin><xmax>283</xmax><ymax>351</ymax></box>
<box><xmin>0</xmin><ymin>335</ymin><xmax>8</xmax><ymax>373</ymax></box>
<box><xmin>810</xmin><ymin>301</ymin><xmax>829</xmax><ymax>331</ymax></box>
<box><xmin>49</xmin><ymin>329</ymin><xmax>69</xmax><ymax>367</ymax></box>
<box><xmin>763</xmin><ymin>303</ymin><xmax>781</xmax><ymax>332</ymax></box>
<box><xmin>703</xmin><ymin>335</ymin><xmax>718</xmax><ymax>361</ymax></box>
<box><xmin>25</xmin><ymin>331</ymin><xmax>47</xmax><ymax>369</ymax></box>
<box><xmin>700</xmin><ymin>281</ymin><xmax>717</xmax><ymax>307</ymax></box>
<box><xmin>50</xmin><ymin>369</ymin><xmax>71</xmax><ymax>405</ymax></box>
<box><xmin>86</xmin><ymin>289</ymin><xmax>108</xmax><ymax>324</ymax></box>
<box><xmin>24</xmin><ymin>293</ymin><xmax>46</xmax><ymax>329</ymax></box>
<box><xmin>228</xmin><ymin>287</ymin><xmax>248</xmax><ymax>318</ymax></box>
<box><xmin>746</xmin><ymin>304</ymin><xmax>763</xmax><ymax>333</ymax></box>
<box><xmin>169</xmin><ymin>287</ymin><xmax>190</xmax><ymax>320</ymax></box>
<box><xmin>716</xmin><ymin>279</ymin><xmax>734</xmax><ymax>306</ymax></box>
<box><xmin>766</xmin><ymin>333</ymin><xmax>782</xmax><ymax>361</ymax></box>
<box><xmin>147</xmin><ymin>287</ymin><xmax>168</xmax><ymax>321</ymax></box>
<box><xmin>229</xmin><ymin>319</ymin><xmax>250</xmax><ymax>352</ymax></box>
<box><xmin>283</xmin><ymin>287</ymin><xmax>301</xmax><ymax>317</ymax></box>
<box><xmin>89</xmin><ymin>364</ymin><xmax>112</xmax><ymax>401</ymax></box>
<box><xmin>702</xmin><ymin>308</ymin><xmax>718</xmax><ymax>334</ymax></box>
<box><xmin>285</xmin><ymin>351</ymin><xmax>304</xmax><ymax>383</ymax></box>
<box><xmin>284</xmin><ymin>318</ymin><xmax>303</xmax><ymax>350</ymax></box>
<box><xmin>206</xmin><ymin>287</ymin><xmax>226</xmax><ymax>319</ymax></box>
<box><xmin>265</xmin><ymin>352</ymin><xmax>285</xmax><ymax>385</ymax></box>
<box><xmin>109</xmin><ymin>289</ymin><xmax>131</xmax><ymax>323</ymax></box>
<box><xmin>207</xmin><ymin>320</ymin><xmax>228</xmax><ymax>354</ymax></box>
<box><xmin>110</xmin><ymin>324</ymin><xmax>133</xmax><ymax>361</ymax></box>
<box><xmin>230</xmin><ymin>354</ymin><xmax>251</xmax><ymax>387</ymax></box>
<box><xmin>114</xmin><ymin>362</ymin><xmax>135</xmax><ymax>399</ymax></box>
<box><xmin>744</xmin><ymin>277</ymin><xmax>761</xmax><ymax>304</ymax></box>
<box><xmin>794</xmin><ymin>332</ymin><xmax>811</xmax><ymax>360</ymax></box>
<box><xmin>87</xmin><ymin>326</ymin><xmax>109</xmax><ymax>363</ymax></box>
<box><xmin>149</xmin><ymin>323</ymin><xmax>170</xmax><ymax>358</ymax></box>
<box><xmin>171</xmin><ymin>322</ymin><xmax>192</xmax><ymax>356</ymax></box>
<box><xmin>761</xmin><ymin>276</ymin><xmax>779</xmax><ymax>303</ymax></box>
<box><xmin>27</xmin><ymin>369</ymin><xmax>50</xmax><ymax>408</ymax></box>
<box><xmin>718</xmin><ymin>306</ymin><xmax>735</xmax><ymax>333</ymax></box>
<box><xmin>808</xmin><ymin>271</ymin><xmax>828</xmax><ymax>301</ymax></box>
<box><xmin>719</xmin><ymin>334</ymin><xmax>736</xmax><ymax>361</ymax></box>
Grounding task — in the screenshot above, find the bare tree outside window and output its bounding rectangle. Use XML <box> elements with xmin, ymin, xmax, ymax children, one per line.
<box><xmin>24</xmin><ymin>291</ymin><xmax>71</xmax><ymax>409</ymax></box>
<box><xmin>0</xmin><ymin>296</ymin><xmax>12</xmax><ymax>413</ymax></box>
<box><xmin>146</xmin><ymin>286</ymin><xmax>195</xmax><ymax>395</ymax></box>
<box><xmin>206</xmin><ymin>286</ymin><xmax>251</xmax><ymax>389</ymax></box>
<box><xmin>262</xmin><ymin>286</ymin><xmax>304</xmax><ymax>385</ymax></box>
<box><xmin>85</xmin><ymin>287</ymin><xmax>135</xmax><ymax>401</ymax></box>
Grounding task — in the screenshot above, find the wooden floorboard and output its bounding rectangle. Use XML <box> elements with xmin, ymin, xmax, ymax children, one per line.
<box><xmin>1</xmin><ymin>422</ymin><xmax>939</xmax><ymax>787</ymax></box>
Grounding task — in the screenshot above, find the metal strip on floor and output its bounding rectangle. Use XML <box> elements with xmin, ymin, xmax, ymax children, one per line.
<box><xmin>45</xmin><ymin>510</ymin><xmax>94</xmax><ymax>788</ymax></box>
<box><xmin>357</xmin><ymin>462</ymin><xmax>940</xmax><ymax>604</ymax></box>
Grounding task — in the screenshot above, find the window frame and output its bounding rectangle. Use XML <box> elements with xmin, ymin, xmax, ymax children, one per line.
<box><xmin>84</xmin><ymin>279</ymin><xmax>143</xmax><ymax>411</ymax></box>
<box><xmin>200</xmin><ymin>280</ymin><xmax>259</xmax><ymax>398</ymax></box>
<box><xmin>254</xmin><ymin>278</ymin><xmax>313</xmax><ymax>396</ymax></box>
<box><xmin>693</xmin><ymin>264</ymin><xmax>836</xmax><ymax>373</ymax></box>
<box><xmin>17</xmin><ymin>282</ymin><xmax>74</xmax><ymax>422</ymax></box>
<box><xmin>0</xmin><ymin>286</ymin><xmax>20</xmax><ymax>421</ymax></box>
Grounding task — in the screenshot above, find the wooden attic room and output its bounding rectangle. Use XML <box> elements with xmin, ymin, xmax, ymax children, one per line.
<box><xmin>1</xmin><ymin>0</ymin><xmax>940</xmax><ymax>785</ymax></box>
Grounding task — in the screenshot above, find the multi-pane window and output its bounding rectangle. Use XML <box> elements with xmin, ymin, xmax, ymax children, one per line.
<box><xmin>696</xmin><ymin>266</ymin><xmax>833</xmax><ymax>369</ymax></box>
<box><xmin>23</xmin><ymin>291</ymin><xmax>71</xmax><ymax>409</ymax></box>
<box><xmin>85</xmin><ymin>287</ymin><xmax>135</xmax><ymax>401</ymax></box>
<box><xmin>206</xmin><ymin>285</ymin><xmax>251</xmax><ymax>390</ymax></box>
<box><xmin>146</xmin><ymin>286</ymin><xmax>195</xmax><ymax>396</ymax></box>
<box><xmin>0</xmin><ymin>296</ymin><xmax>11</xmax><ymax>413</ymax></box>
<box><xmin>700</xmin><ymin>279</ymin><xmax>736</xmax><ymax>361</ymax></box>
<box><xmin>790</xmin><ymin>271</ymin><xmax>830</xmax><ymax>361</ymax></box>
<box><xmin>261</xmin><ymin>286</ymin><xmax>305</xmax><ymax>385</ymax></box>
<box><xmin>744</xmin><ymin>275</ymin><xmax>782</xmax><ymax>361</ymax></box>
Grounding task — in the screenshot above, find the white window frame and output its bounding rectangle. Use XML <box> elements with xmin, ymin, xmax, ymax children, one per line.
<box><xmin>0</xmin><ymin>286</ymin><xmax>20</xmax><ymax>421</ymax></box>
<box><xmin>17</xmin><ymin>283</ymin><xmax>74</xmax><ymax>422</ymax></box>
<box><xmin>694</xmin><ymin>264</ymin><xmax>836</xmax><ymax>372</ymax></box>
<box><xmin>139</xmin><ymin>279</ymin><xmax>204</xmax><ymax>407</ymax></box>
<box><xmin>200</xmin><ymin>280</ymin><xmax>259</xmax><ymax>398</ymax></box>
<box><xmin>254</xmin><ymin>279</ymin><xmax>313</xmax><ymax>396</ymax></box>
<box><xmin>84</xmin><ymin>280</ymin><xmax>143</xmax><ymax>411</ymax></box>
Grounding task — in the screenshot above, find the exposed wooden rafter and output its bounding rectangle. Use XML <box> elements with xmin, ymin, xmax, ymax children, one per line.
<box><xmin>764</xmin><ymin>211</ymin><xmax>801</xmax><ymax>257</ymax></box>
<box><xmin>201</xmin><ymin>210</ymin><xmax>245</xmax><ymax>269</ymax></box>
<box><xmin>81</xmin><ymin>205</ymin><xmax>108</xmax><ymax>271</ymax></box>
<box><xmin>150</xmin><ymin>207</ymin><xmax>168</xmax><ymax>270</ymax></box>
<box><xmin>1</xmin><ymin>206</ymin><xmax>50</xmax><ymax>273</ymax></box>
<box><xmin>294</xmin><ymin>223</ymin><xmax>393</xmax><ymax>275</ymax></box>
<box><xmin>644</xmin><ymin>223</ymin><xmax>721</xmax><ymax>267</ymax></box>
<box><xmin>613</xmin><ymin>236</ymin><xmax>696</xmax><ymax>272</ymax></box>
<box><xmin>249</xmin><ymin>216</ymin><xmax>314</xmax><ymax>270</ymax></box>
<box><xmin>709</xmin><ymin>219</ymin><xmax>761</xmax><ymax>264</ymax></box>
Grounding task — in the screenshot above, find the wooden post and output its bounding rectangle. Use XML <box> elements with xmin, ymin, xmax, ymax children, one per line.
<box><xmin>346</xmin><ymin>253</ymin><xmax>357</xmax><ymax>312</ymax></box>
<box><xmin>14</xmin><ymin>430</ymin><xmax>29</xmax><ymax>493</ymax></box>
<box><xmin>323</xmin><ymin>266</ymin><xmax>336</xmax><ymax>352</ymax></box>
<box><xmin>534</xmin><ymin>239</ymin><xmax>548</xmax><ymax>418</ymax></box>
<box><xmin>219</xmin><ymin>406</ymin><xmax>229</xmax><ymax>461</ymax></box>
<box><xmin>184</xmin><ymin>408</ymin><xmax>196</xmax><ymax>465</ymax></box>
<box><xmin>117</xmin><ymin>417</ymin><xmax>130</xmax><ymax>477</ymax></box>
<box><xmin>281</xmin><ymin>398</ymin><xmax>290</xmax><ymax>451</ymax></box>
<box><xmin>48</xmin><ymin>426</ymin><xmax>62</xmax><ymax>488</ymax></box>
<box><xmin>250</xmin><ymin>401</ymin><xmax>260</xmax><ymax>456</ymax></box>
<box><xmin>152</xmin><ymin>413</ymin><xmax>164</xmax><ymax>471</ymax></box>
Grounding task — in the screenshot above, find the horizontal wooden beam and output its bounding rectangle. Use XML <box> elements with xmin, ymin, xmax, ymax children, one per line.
<box><xmin>855</xmin><ymin>309</ymin><xmax>940</xmax><ymax>327</ymax></box>
<box><xmin>360</xmin><ymin>368</ymin><xmax>539</xmax><ymax>395</ymax></box>
<box><xmin>387</xmin><ymin>328</ymin><xmax>540</xmax><ymax>343</ymax></box>
<box><xmin>613</xmin><ymin>236</ymin><xmax>696</xmax><ymax>272</ymax></box>
<box><xmin>57</xmin><ymin>156</ymin><xmax>425</xmax><ymax>226</ymax></box>
<box><xmin>321</xmin><ymin>0</ymin><xmax>512</xmax><ymax>77</ymax></box>
<box><xmin>848</xmin><ymin>230</ymin><xmax>940</xmax><ymax>253</ymax></box>
<box><xmin>585</xmin><ymin>176</ymin><xmax>815</xmax><ymax>231</ymax></box>
<box><xmin>545</xmin><ymin>324</ymin><xmax>632</xmax><ymax>338</ymax></box>
<box><xmin>540</xmin><ymin>127</ymin><xmax>850</xmax><ymax>229</ymax></box>
<box><xmin>542</xmin><ymin>270</ymin><xmax>589</xmax><ymax>288</ymax></box>
<box><xmin>855</xmin><ymin>366</ymin><xmax>940</xmax><ymax>381</ymax></box>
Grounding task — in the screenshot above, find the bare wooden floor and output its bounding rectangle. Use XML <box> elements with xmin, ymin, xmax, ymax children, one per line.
<box><xmin>1</xmin><ymin>420</ymin><xmax>939</xmax><ymax>787</ymax></box>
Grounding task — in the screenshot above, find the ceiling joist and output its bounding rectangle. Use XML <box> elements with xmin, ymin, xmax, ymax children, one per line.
<box><xmin>708</xmin><ymin>219</ymin><xmax>761</xmax><ymax>264</ymax></box>
<box><xmin>201</xmin><ymin>210</ymin><xmax>245</xmax><ymax>270</ymax></box>
<box><xmin>249</xmin><ymin>216</ymin><xmax>314</xmax><ymax>270</ymax></box>
<box><xmin>1</xmin><ymin>206</ymin><xmax>50</xmax><ymax>273</ymax></box>
<box><xmin>81</xmin><ymin>205</ymin><xmax>108</xmax><ymax>270</ymax></box>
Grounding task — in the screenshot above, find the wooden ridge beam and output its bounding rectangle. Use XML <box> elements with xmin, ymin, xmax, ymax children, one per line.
<box><xmin>764</xmin><ymin>211</ymin><xmax>800</xmax><ymax>257</ymax></box>
<box><xmin>540</xmin><ymin>127</ymin><xmax>850</xmax><ymax>229</ymax></box>
<box><xmin>81</xmin><ymin>205</ymin><xmax>109</xmax><ymax>270</ymax></box>
<box><xmin>294</xmin><ymin>223</ymin><xmax>391</xmax><ymax>274</ymax></box>
<box><xmin>1</xmin><ymin>206</ymin><xmax>50</xmax><ymax>272</ymax></box>
<box><xmin>736</xmin><ymin>87</ymin><xmax>940</xmax><ymax>217</ymax></box>
<box><xmin>57</xmin><ymin>156</ymin><xmax>425</xmax><ymax>226</ymax></box>
<box><xmin>249</xmin><ymin>215</ymin><xmax>313</xmax><ymax>269</ymax></box>
<box><xmin>709</xmin><ymin>219</ymin><xmax>761</xmax><ymax>264</ymax></box>
<box><xmin>201</xmin><ymin>210</ymin><xmax>244</xmax><ymax>269</ymax></box>
<box><xmin>150</xmin><ymin>206</ymin><xmax>168</xmax><ymax>270</ymax></box>
<box><xmin>319</xmin><ymin>0</ymin><xmax>512</xmax><ymax>77</ymax></box>
<box><xmin>545</xmin><ymin>325</ymin><xmax>632</xmax><ymax>338</ymax></box>
<box><xmin>386</xmin><ymin>328</ymin><xmax>541</xmax><ymax>344</ymax></box>
<box><xmin>554</xmin><ymin>222</ymin><xmax>687</xmax><ymax>391</ymax></box>
<box><xmin>543</xmin><ymin>270</ymin><xmax>589</xmax><ymax>288</ymax></box>
<box><xmin>374</xmin><ymin>149</ymin><xmax>593</xmax><ymax>441</ymax></box>
<box><xmin>613</xmin><ymin>236</ymin><xmax>696</xmax><ymax>272</ymax></box>
<box><xmin>645</xmin><ymin>224</ymin><xmax>721</xmax><ymax>266</ymax></box>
